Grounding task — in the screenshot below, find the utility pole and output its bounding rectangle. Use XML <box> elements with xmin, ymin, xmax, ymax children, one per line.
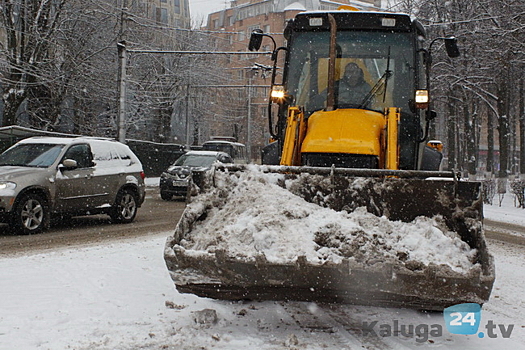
<box><xmin>247</xmin><ymin>73</ymin><xmax>253</xmax><ymax>163</ymax></box>
<box><xmin>117</xmin><ymin>0</ymin><xmax>128</xmax><ymax>143</ymax></box>
<box><xmin>117</xmin><ymin>41</ymin><xmax>127</xmax><ymax>143</ymax></box>
<box><xmin>244</xmin><ymin>65</ymin><xmax>268</xmax><ymax>163</ymax></box>
<box><xmin>186</xmin><ymin>61</ymin><xmax>194</xmax><ymax>147</ymax></box>
<box><xmin>185</xmin><ymin>84</ymin><xmax>191</xmax><ymax>146</ymax></box>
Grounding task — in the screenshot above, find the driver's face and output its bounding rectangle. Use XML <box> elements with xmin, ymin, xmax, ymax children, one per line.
<box><xmin>343</xmin><ymin>64</ymin><xmax>361</xmax><ymax>86</ymax></box>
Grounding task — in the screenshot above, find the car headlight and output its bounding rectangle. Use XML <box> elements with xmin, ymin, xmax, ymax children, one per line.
<box><xmin>0</xmin><ymin>181</ymin><xmax>16</xmax><ymax>191</ymax></box>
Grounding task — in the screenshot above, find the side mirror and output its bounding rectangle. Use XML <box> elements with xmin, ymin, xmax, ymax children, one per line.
<box><xmin>248</xmin><ymin>29</ymin><xmax>264</xmax><ymax>51</ymax></box>
<box><xmin>444</xmin><ymin>37</ymin><xmax>460</xmax><ymax>58</ymax></box>
<box><xmin>61</xmin><ymin>159</ymin><xmax>78</xmax><ymax>170</ymax></box>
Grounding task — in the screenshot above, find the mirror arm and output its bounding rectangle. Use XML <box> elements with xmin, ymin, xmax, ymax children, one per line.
<box><xmin>268</xmin><ymin>47</ymin><xmax>288</xmax><ymax>139</ymax></box>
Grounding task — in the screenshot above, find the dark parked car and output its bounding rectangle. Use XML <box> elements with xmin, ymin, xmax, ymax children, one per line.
<box><xmin>159</xmin><ymin>150</ymin><xmax>232</xmax><ymax>200</ymax></box>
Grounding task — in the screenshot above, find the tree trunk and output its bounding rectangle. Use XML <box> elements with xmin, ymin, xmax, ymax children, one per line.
<box><xmin>447</xmin><ymin>93</ymin><xmax>457</xmax><ymax>171</ymax></box>
<box><xmin>487</xmin><ymin>111</ymin><xmax>494</xmax><ymax>175</ymax></box>
<box><xmin>464</xmin><ymin>103</ymin><xmax>477</xmax><ymax>176</ymax></box>
<box><xmin>497</xmin><ymin>85</ymin><xmax>510</xmax><ymax>179</ymax></box>
<box><xmin>2</xmin><ymin>91</ymin><xmax>26</xmax><ymax>126</ymax></box>
<box><xmin>154</xmin><ymin>104</ymin><xmax>173</xmax><ymax>143</ymax></box>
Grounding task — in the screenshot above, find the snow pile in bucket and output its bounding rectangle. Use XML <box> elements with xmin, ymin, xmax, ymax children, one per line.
<box><xmin>179</xmin><ymin>166</ymin><xmax>478</xmax><ymax>273</ymax></box>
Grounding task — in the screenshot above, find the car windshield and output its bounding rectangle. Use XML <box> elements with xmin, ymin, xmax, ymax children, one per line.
<box><xmin>0</xmin><ymin>143</ymin><xmax>65</xmax><ymax>167</ymax></box>
<box><xmin>173</xmin><ymin>154</ymin><xmax>218</xmax><ymax>167</ymax></box>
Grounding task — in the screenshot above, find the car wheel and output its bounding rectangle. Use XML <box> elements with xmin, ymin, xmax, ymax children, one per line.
<box><xmin>110</xmin><ymin>188</ymin><xmax>138</xmax><ymax>224</ymax></box>
<box><xmin>160</xmin><ymin>191</ymin><xmax>172</xmax><ymax>201</ymax></box>
<box><xmin>12</xmin><ymin>193</ymin><xmax>48</xmax><ymax>234</ymax></box>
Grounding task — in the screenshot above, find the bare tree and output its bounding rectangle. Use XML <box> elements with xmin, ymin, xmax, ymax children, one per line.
<box><xmin>0</xmin><ymin>0</ymin><xmax>67</xmax><ymax>126</ymax></box>
<box><xmin>401</xmin><ymin>0</ymin><xmax>525</xmax><ymax>178</ymax></box>
<box><xmin>0</xmin><ymin>0</ymin><xmax>235</xmax><ymax>142</ymax></box>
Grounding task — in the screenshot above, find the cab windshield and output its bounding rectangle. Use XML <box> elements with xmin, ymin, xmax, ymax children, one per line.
<box><xmin>0</xmin><ymin>143</ymin><xmax>65</xmax><ymax>168</ymax></box>
<box><xmin>286</xmin><ymin>31</ymin><xmax>416</xmax><ymax>115</ymax></box>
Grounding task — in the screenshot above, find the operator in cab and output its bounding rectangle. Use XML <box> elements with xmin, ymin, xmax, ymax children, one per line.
<box><xmin>337</xmin><ymin>62</ymin><xmax>372</xmax><ymax>107</ymax></box>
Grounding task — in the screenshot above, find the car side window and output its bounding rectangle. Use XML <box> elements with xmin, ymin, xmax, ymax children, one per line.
<box><xmin>63</xmin><ymin>144</ymin><xmax>93</xmax><ymax>168</ymax></box>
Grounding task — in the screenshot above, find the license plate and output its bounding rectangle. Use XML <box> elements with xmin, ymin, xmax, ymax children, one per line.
<box><xmin>173</xmin><ymin>180</ymin><xmax>188</xmax><ymax>187</ymax></box>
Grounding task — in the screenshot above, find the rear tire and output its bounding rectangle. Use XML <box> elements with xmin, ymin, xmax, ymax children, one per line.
<box><xmin>110</xmin><ymin>188</ymin><xmax>138</xmax><ymax>224</ymax></box>
<box><xmin>12</xmin><ymin>193</ymin><xmax>48</xmax><ymax>235</ymax></box>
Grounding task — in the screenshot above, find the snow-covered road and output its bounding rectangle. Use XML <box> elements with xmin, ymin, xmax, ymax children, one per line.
<box><xmin>0</xmin><ymin>227</ymin><xmax>524</xmax><ymax>350</ymax></box>
<box><xmin>1</xmin><ymin>177</ymin><xmax>523</xmax><ymax>350</ymax></box>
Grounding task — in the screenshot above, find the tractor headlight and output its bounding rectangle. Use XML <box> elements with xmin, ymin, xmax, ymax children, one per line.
<box><xmin>415</xmin><ymin>90</ymin><xmax>429</xmax><ymax>109</ymax></box>
<box><xmin>270</xmin><ymin>85</ymin><xmax>286</xmax><ymax>103</ymax></box>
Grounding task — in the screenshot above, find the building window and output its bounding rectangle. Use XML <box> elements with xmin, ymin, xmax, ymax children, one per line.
<box><xmin>156</xmin><ymin>8</ymin><xmax>168</xmax><ymax>23</ymax></box>
<box><xmin>183</xmin><ymin>0</ymin><xmax>189</xmax><ymax>16</ymax></box>
<box><xmin>239</xmin><ymin>8</ymin><xmax>247</xmax><ymax>20</ymax></box>
<box><xmin>161</xmin><ymin>0</ymin><xmax>167</xmax><ymax>2</ymax></box>
<box><xmin>174</xmin><ymin>0</ymin><xmax>180</xmax><ymax>14</ymax></box>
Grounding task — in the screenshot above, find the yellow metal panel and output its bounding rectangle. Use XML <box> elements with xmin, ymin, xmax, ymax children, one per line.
<box><xmin>385</xmin><ymin>107</ymin><xmax>400</xmax><ymax>170</ymax></box>
<box><xmin>301</xmin><ymin>109</ymin><xmax>385</xmax><ymax>156</ymax></box>
<box><xmin>280</xmin><ymin>107</ymin><xmax>306</xmax><ymax>166</ymax></box>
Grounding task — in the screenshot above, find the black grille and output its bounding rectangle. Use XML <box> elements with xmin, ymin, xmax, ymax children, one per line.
<box><xmin>302</xmin><ymin>153</ymin><xmax>379</xmax><ymax>169</ymax></box>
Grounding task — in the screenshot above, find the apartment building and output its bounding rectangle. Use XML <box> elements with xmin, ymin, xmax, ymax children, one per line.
<box><xmin>128</xmin><ymin>0</ymin><xmax>191</xmax><ymax>28</ymax></box>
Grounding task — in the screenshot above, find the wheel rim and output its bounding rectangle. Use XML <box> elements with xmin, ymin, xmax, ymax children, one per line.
<box><xmin>21</xmin><ymin>199</ymin><xmax>44</xmax><ymax>230</ymax></box>
<box><xmin>120</xmin><ymin>193</ymin><xmax>136</xmax><ymax>220</ymax></box>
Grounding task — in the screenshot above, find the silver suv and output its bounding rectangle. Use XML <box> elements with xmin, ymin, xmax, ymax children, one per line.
<box><xmin>0</xmin><ymin>137</ymin><xmax>146</xmax><ymax>234</ymax></box>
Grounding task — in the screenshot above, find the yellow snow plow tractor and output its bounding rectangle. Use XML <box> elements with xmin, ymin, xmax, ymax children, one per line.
<box><xmin>164</xmin><ymin>10</ymin><xmax>495</xmax><ymax>311</ymax></box>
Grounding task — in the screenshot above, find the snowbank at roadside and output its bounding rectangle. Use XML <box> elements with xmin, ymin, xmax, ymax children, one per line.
<box><xmin>484</xmin><ymin>192</ymin><xmax>525</xmax><ymax>227</ymax></box>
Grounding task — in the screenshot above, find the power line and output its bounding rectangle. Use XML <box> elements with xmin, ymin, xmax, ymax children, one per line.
<box><xmin>127</xmin><ymin>49</ymin><xmax>271</xmax><ymax>55</ymax></box>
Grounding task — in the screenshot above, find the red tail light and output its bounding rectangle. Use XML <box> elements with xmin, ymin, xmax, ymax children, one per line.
<box><xmin>140</xmin><ymin>171</ymin><xmax>146</xmax><ymax>180</ymax></box>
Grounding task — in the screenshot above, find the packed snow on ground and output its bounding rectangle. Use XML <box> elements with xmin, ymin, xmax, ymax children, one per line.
<box><xmin>1</xmin><ymin>174</ymin><xmax>525</xmax><ymax>350</ymax></box>
<box><xmin>178</xmin><ymin>167</ymin><xmax>477</xmax><ymax>273</ymax></box>
<box><xmin>483</xmin><ymin>189</ymin><xmax>525</xmax><ymax>229</ymax></box>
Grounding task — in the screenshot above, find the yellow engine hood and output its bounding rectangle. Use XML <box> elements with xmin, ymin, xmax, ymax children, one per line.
<box><xmin>301</xmin><ymin>109</ymin><xmax>385</xmax><ymax>155</ymax></box>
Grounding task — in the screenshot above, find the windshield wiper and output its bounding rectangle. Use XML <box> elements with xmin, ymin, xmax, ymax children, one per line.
<box><xmin>359</xmin><ymin>47</ymin><xmax>392</xmax><ymax>109</ymax></box>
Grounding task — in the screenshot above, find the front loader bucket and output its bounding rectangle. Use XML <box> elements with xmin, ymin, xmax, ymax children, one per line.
<box><xmin>164</xmin><ymin>165</ymin><xmax>495</xmax><ymax>311</ymax></box>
